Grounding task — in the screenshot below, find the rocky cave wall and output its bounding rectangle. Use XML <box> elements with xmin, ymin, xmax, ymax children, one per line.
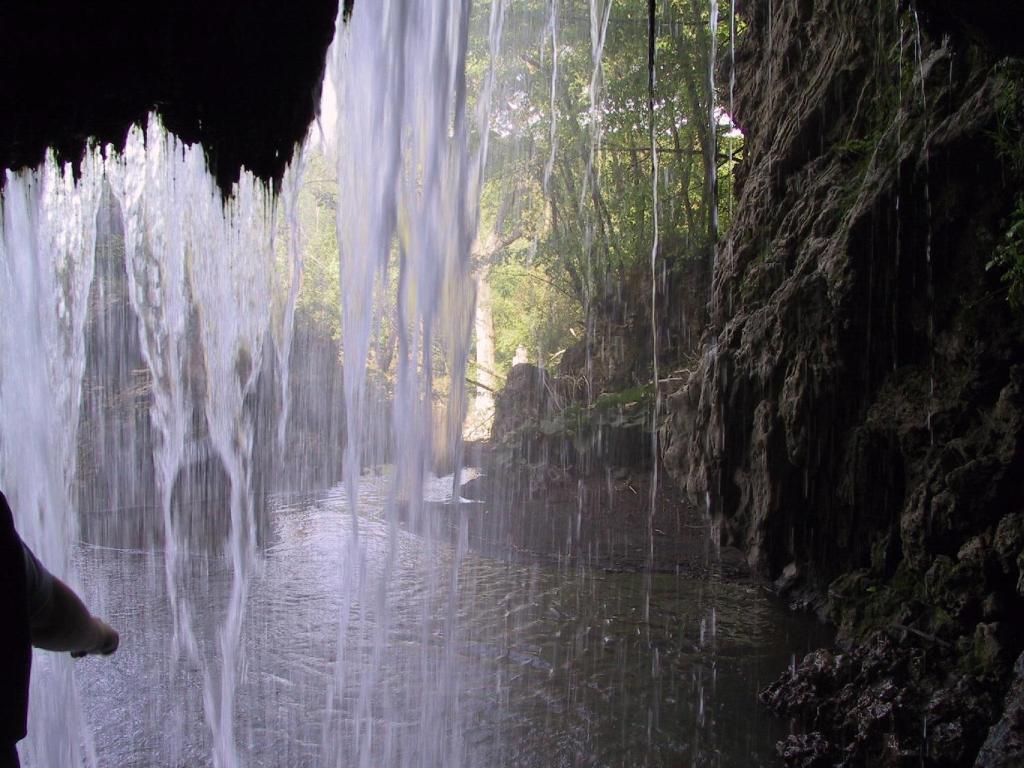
<box><xmin>667</xmin><ymin>0</ymin><xmax>1024</xmax><ymax>620</ymax></box>
<box><xmin>661</xmin><ymin>2</ymin><xmax>1024</xmax><ymax>761</ymax></box>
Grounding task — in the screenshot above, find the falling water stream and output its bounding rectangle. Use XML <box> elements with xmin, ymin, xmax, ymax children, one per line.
<box><xmin>0</xmin><ymin>2</ymin><xmax>829</xmax><ymax>766</ymax></box>
<box><xmin>1</xmin><ymin>150</ymin><xmax>104</xmax><ymax>768</ymax></box>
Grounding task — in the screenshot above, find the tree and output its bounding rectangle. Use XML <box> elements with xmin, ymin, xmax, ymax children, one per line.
<box><xmin>465</xmin><ymin>0</ymin><xmax>743</xmax><ymax>386</ymax></box>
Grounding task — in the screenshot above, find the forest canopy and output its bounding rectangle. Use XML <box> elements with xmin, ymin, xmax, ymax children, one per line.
<box><xmin>284</xmin><ymin>0</ymin><xmax>742</xmax><ymax>400</ymax></box>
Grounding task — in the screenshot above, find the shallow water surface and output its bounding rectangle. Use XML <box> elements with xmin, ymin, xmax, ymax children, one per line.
<box><xmin>72</xmin><ymin>478</ymin><xmax>826</xmax><ymax>767</ymax></box>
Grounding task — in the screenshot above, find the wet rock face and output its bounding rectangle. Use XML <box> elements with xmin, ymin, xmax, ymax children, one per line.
<box><xmin>489</xmin><ymin>364</ymin><xmax>654</xmax><ymax>488</ymax></box>
<box><xmin>975</xmin><ymin>651</ymin><xmax>1024</xmax><ymax>767</ymax></box>
<box><xmin>0</xmin><ymin>0</ymin><xmax>342</xmax><ymax>191</ymax></box>
<box><xmin>557</xmin><ymin>255</ymin><xmax>711</xmax><ymax>393</ymax></box>
<box><xmin>663</xmin><ymin>0</ymin><xmax>1024</xmax><ymax>761</ymax></box>
<box><xmin>489</xmin><ymin>363</ymin><xmax>569</xmax><ymax>476</ymax></box>
<box><xmin>487</xmin><ymin>363</ymin><xmax>578</xmax><ymax>492</ymax></box>
<box><xmin>668</xmin><ymin>1</ymin><xmax>1024</xmax><ymax>618</ymax></box>
<box><xmin>672</xmin><ymin>0</ymin><xmax>1024</xmax><ymax>584</ymax></box>
<box><xmin>761</xmin><ymin>631</ymin><xmax>998</xmax><ymax>767</ymax></box>
<box><xmin>491</xmin><ymin>364</ymin><xmax>557</xmax><ymax>452</ymax></box>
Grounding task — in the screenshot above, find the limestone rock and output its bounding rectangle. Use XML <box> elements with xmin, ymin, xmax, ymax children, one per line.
<box><xmin>660</xmin><ymin>1</ymin><xmax>1024</xmax><ymax>763</ymax></box>
<box><xmin>975</xmin><ymin>651</ymin><xmax>1024</xmax><ymax>767</ymax></box>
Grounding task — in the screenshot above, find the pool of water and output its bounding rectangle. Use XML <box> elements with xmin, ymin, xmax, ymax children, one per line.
<box><xmin>67</xmin><ymin>476</ymin><xmax>827</xmax><ymax>767</ymax></box>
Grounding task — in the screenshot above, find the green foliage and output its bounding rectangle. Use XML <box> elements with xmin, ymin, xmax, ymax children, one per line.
<box><xmin>550</xmin><ymin>384</ymin><xmax>651</xmax><ymax>439</ymax></box>
<box><xmin>466</xmin><ymin>0</ymin><xmax>740</xmax><ymax>375</ymax></box>
<box><xmin>592</xmin><ymin>384</ymin><xmax>652</xmax><ymax>429</ymax></box>
<box><xmin>988</xmin><ymin>195</ymin><xmax>1024</xmax><ymax>309</ymax></box>
<box><xmin>286</xmin><ymin>152</ymin><xmax>342</xmax><ymax>339</ymax></box>
<box><xmin>994</xmin><ymin>61</ymin><xmax>1024</xmax><ymax>176</ymax></box>
<box><xmin>492</xmin><ymin>380</ymin><xmax>652</xmax><ymax>476</ymax></box>
<box><xmin>272</xmin><ymin>2</ymin><xmax>748</xmax><ymax>400</ymax></box>
<box><xmin>593</xmin><ymin>383</ymin><xmax>651</xmax><ymax>411</ymax></box>
<box><xmin>837</xmin><ymin>136</ymin><xmax>879</xmax><ymax>159</ymax></box>
<box><xmin>489</xmin><ymin>261</ymin><xmax>582</xmax><ymax>373</ymax></box>
<box><xmin>989</xmin><ymin>62</ymin><xmax>1024</xmax><ymax>310</ymax></box>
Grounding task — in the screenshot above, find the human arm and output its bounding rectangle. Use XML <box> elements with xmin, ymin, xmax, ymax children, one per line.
<box><xmin>22</xmin><ymin>543</ymin><xmax>119</xmax><ymax>656</ymax></box>
<box><xmin>29</xmin><ymin>577</ymin><xmax>119</xmax><ymax>656</ymax></box>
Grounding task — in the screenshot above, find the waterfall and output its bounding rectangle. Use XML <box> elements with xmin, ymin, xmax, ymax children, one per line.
<box><xmin>646</xmin><ymin>0</ymin><xmax>661</xmax><ymax>632</ymax></box>
<box><xmin>1</xmin><ymin>151</ymin><xmax>103</xmax><ymax>768</ymax></box>
<box><xmin>542</xmin><ymin>0</ymin><xmax>559</xmax><ymax>196</ymax></box>
<box><xmin>0</xmin><ymin>2</ymin><xmax>804</xmax><ymax>766</ymax></box>
<box><xmin>105</xmin><ymin>122</ymin><xmax>291</xmax><ymax>767</ymax></box>
<box><xmin>325</xmin><ymin>2</ymin><xmax>488</xmax><ymax>763</ymax></box>
<box><xmin>1</xmin><ymin>0</ymin><xmax>489</xmax><ymax>765</ymax></box>
<box><xmin>707</xmin><ymin>0</ymin><xmax>720</xmax><ymax>252</ymax></box>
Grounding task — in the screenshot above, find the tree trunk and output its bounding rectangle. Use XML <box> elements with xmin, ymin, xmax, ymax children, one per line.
<box><xmin>469</xmin><ymin>268</ymin><xmax>497</xmax><ymax>438</ymax></box>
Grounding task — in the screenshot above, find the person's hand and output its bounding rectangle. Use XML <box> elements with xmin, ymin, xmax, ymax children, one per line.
<box><xmin>70</xmin><ymin>618</ymin><xmax>119</xmax><ymax>658</ymax></box>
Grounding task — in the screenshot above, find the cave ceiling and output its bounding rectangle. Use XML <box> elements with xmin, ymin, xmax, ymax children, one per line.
<box><xmin>0</xmin><ymin>0</ymin><xmax>345</xmax><ymax>193</ymax></box>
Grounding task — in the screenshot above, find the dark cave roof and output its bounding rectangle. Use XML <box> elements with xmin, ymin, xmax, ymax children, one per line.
<box><xmin>917</xmin><ymin>1</ymin><xmax>1024</xmax><ymax>60</ymax></box>
<box><xmin>0</xmin><ymin>0</ymin><xmax>345</xmax><ymax>193</ymax></box>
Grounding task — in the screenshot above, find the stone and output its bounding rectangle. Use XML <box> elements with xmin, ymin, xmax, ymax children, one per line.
<box><xmin>1019</xmin><ymin>551</ymin><xmax>1024</xmax><ymax>597</ymax></box>
<box><xmin>973</xmin><ymin>622</ymin><xmax>1009</xmax><ymax>674</ymax></box>
<box><xmin>459</xmin><ymin>475</ymin><xmax>489</xmax><ymax>502</ymax></box>
<box><xmin>924</xmin><ymin>556</ymin><xmax>956</xmax><ymax>601</ymax></box>
<box><xmin>993</xmin><ymin>513</ymin><xmax>1023</xmax><ymax>575</ymax></box>
<box><xmin>776</xmin><ymin>732</ymin><xmax>831</xmax><ymax>767</ymax></box>
<box><xmin>758</xmin><ymin>625</ymin><xmax>1014</xmax><ymax>765</ymax></box>
<box><xmin>775</xmin><ymin>561</ymin><xmax>801</xmax><ymax>594</ymax></box>
<box><xmin>981</xmin><ymin>593</ymin><xmax>1006</xmax><ymax>622</ymax></box>
<box><xmin>652</xmin><ymin>1</ymin><xmax>1024</xmax><ymax>764</ymax></box>
<box><xmin>957</xmin><ymin>533</ymin><xmax>991</xmax><ymax>564</ymax></box>
<box><xmin>975</xmin><ymin>652</ymin><xmax>1024</xmax><ymax>767</ymax></box>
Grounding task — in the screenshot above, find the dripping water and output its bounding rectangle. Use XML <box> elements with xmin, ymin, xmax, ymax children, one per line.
<box><xmin>1</xmin><ymin>151</ymin><xmax>104</xmax><ymax>768</ymax></box>
<box><xmin>708</xmin><ymin>0</ymin><xmax>720</xmax><ymax>254</ymax></box>
<box><xmin>542</xmin><ymin>0</ymin><xmax>559</xmax><ymax>196</ymax></box>
<box><xmin>911</xmin><ymin>7</ymin><xmax>936</xmax><ymax>446</ymax></box>
<box><xmin>646</xmin><ymin>0</ymin><xmax>661</xmax><ymax>630</ymax></box>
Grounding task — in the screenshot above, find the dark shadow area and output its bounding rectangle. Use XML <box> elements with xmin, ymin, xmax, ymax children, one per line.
<box><xmin>0</xmin><ymin>0</ymin><xmax>340</xmax><ymax>192</ymax></box>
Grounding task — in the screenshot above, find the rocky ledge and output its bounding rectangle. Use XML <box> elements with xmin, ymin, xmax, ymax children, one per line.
<box><xmin>760</xmin><ymin>631</ymin><xmax>1024</xmax><ymax>766</ymax></box>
